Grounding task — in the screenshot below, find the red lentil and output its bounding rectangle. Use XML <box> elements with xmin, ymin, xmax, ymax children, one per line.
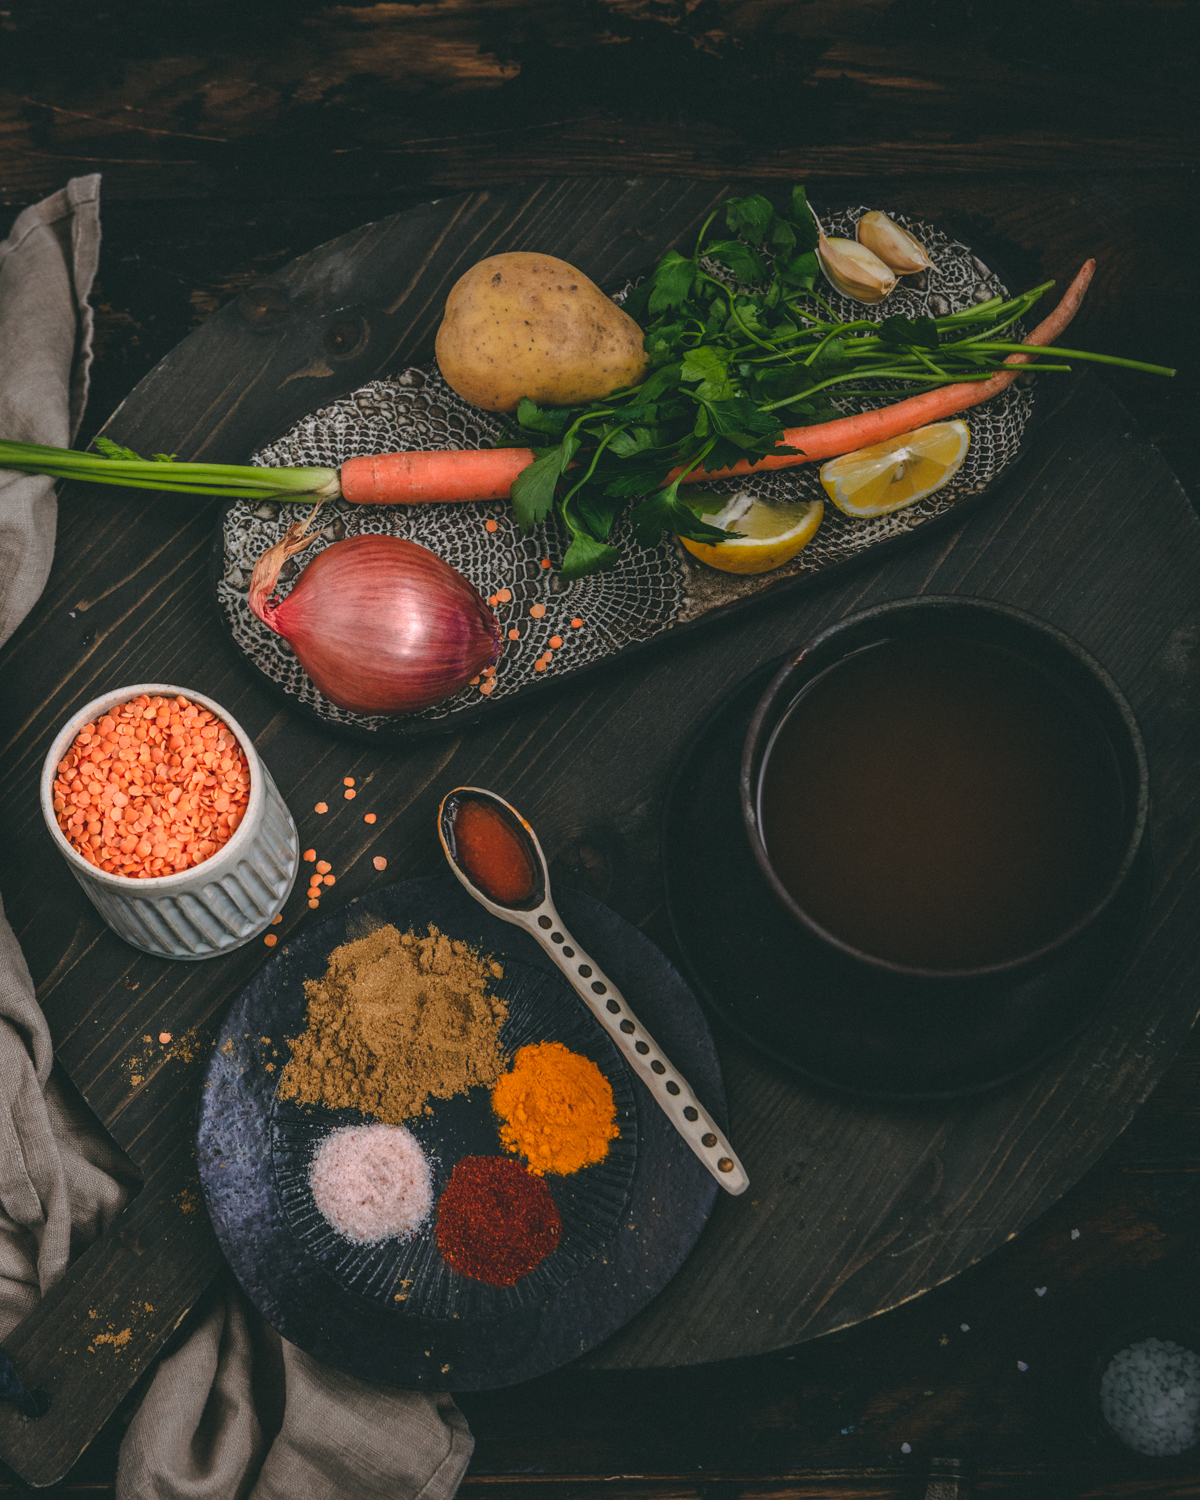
<box><xmin>548</xmin><ymin>636</ymin><xmax>563</xmax><ymax>649</ymax></box>
<box><xmin>530</xmin><ymin>604</ymin><xmax>546</xmax><ymax>619</ymax></box>
<box><xmin>343</xmin><ymin>777</ymin><xmax>355</xmax><ymax>787</ymax></box>
<box><xmin>315</xmin><ymin>802</ymin><xmax>328</xmax><ymax>814</ymax></box>
<box><xmin>264</xmin><ymin>934</ymin><xmax>278</xmax><ymax>947</ymax></box>
<box><xmin>316</xmin><ymin>861</ymin><xmax>331</xmax><ymax>874</ymax></box>
<box><xmin>364</xmin><ymin>813</ymin><xmax>377</xmax><ymax>824</ymax></box>
<box><xmin>303</xmin><ymin>848</ymin><xmax>316</xmax><ymax>862</ymax></box>
<box><xmin>345</xmin><ymin>788</ymin><xmax>357</xmax><ymax>800</ymax></box>
<box><xmin>485</xmin><ymin>519</ymin><xmax>499</xmax><ymax>533</ymax></box>
<box><xmin>373</xmin><ymin>856</ymin><xmax>388</xmax><ymax>870</ymax></box>
<box><xmin>53</xmin><ymin>694</ymin><xmax>250</xmax><ymax>879</ymax></box>
<box><xmin>571</xmin><ymin>618</ymin><xmax>583</xmax><ymax>629</ymax></box>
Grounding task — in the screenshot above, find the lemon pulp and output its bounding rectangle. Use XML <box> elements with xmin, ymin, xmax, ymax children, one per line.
<box><xmin>678</xmin><ymin>491</ymin><xmax>823</xmax><ymax>575</ymax></box>
<box><xmin>820</xmin><ymin>420</ymin><xmax>970</xmax><ymax>518</ymax></box>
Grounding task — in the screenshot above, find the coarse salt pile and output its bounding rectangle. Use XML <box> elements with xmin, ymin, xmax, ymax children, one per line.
<box><xmin>53</xmin><ymin>694</ymin><xmax>250</xmax><ymax>877</ymax></box>
<box><xmin>309</xmin><ymin>1124</ymin><xmax>433</xmax><ymax>1244</ymax></box>
<box><xmin>1100</xmin><ymin>1336</ymin><xmax>1200</xmax><ymax>1457</ymax></box>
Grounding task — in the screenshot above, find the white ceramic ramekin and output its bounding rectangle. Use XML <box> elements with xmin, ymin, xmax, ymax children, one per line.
<box><xmin>41</xmin><ymin>683</ymin><xmax>299</xmax><ymax>960</ymax></box>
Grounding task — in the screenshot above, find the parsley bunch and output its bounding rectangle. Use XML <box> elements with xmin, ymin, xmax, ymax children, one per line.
<box><xmin>507</xmin><ymin>184</ymin><xmax>1174</xmax><ymax>581</ymax></box>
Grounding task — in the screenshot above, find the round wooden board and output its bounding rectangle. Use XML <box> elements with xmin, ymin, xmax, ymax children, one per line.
<box><xmin>3</xmin><ymin>186</ymin><xmax>1196</xmax><ymax>1472</ymax></box>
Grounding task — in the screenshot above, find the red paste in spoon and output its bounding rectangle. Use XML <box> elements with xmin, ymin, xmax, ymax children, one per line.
<box><xmin>450</xmin><ymin>797</ymin><xmax>537</xmax><ymax>906</ymax></box>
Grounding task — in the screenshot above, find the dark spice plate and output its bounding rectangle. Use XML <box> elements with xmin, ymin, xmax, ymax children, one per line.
<box><xmin>196</xmin><ymin>875</ymin><xmax>726</xmax><ymax>1389</ymax></box>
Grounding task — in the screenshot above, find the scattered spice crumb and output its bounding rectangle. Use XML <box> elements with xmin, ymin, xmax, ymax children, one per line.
<box><xmin>124</xmin><ymin>978</ymin><xmax>139</xmax><ymax>990</ymax></box>
<box><xmin>264</xmin><ymin>934</ymin><xmax>278</xmax><ymax>947</ymax></box>
<box><xmin>315</xmin><ymin>802</ymin><xmax>328</xmax><ymax>814</ymax></box>
<box><xmin>485</xmin><ymin>519</ymin><xmax>498</xmax><ymax>533</ymax></box>
<box><xmin>316</xmin><ymin>861</ymin><xmax>331</xmax><ymax>874</ymax></box>
<box><xmin>548</xmin><ymin>636</ymin><xmax>563</xmax><ymax>649</ymax></box>
<box><xmin>177</xmin><ymin>1188</ymin><xmax>199</xmax><ymax>1215</ymax></box>
<box><xmin>303</xmin><ymin>849</ymin><xmax>316</xmax><ymax>862</ymax></box>
<box><xmin>364</xmin><ymin>813</ymin><xmax>376</xmax><ymax>824</ymax></box>
<box><xmin>144</xmin><ymin>1303</ymin><xmax>154</xmax><ymax>1313</ymax></box>
<box><xmin>374</xmin><ymin>857</ymin><xmax>387</xmax><ymax>871</ymax></box>
<box><xmin>142</xmin><ymin>1035</ymin><xmax>152</xmax><ymax>1044</ymax></box>
<box><xmin>265</xmin><ymin>1062</ymin><xmax>275</xmax><ymax>1072</ymax></box>
<box><xmin>261</xmin><ymin>1037</ymin><xmax>271</xmax><ymax>1044</ymax></box>
<box><xmin>343</xmin><ymin>777</ymin><xmax>355</xmax><ymax>788</ymax></box>
<box><xmin>89</xmin><ymin>1328</ymin><xmax>132</xmax><ymax>1352</ymax></box>
<box><xmin>938</xmin><ymin>1334</ymin><xmax>948</xmax><ymax>1346</ymax></box>
<box><xmin>441</xmin><ymin>1363</ymin><xmax>451</xmax><ymax>1374</ymax></box>
<box><xmin>272</xmin><ymin>913</ymin><xmax>282</xmax><ymax>925</ymax></box>
<box><xmin>529</xmin><ymin>603</ymin><xmax>546</xmax><ymax>618</ymax></box>
<box><xmin>345</xmin><ymin>789</ymin><xmax>356</xmax><ymax>799</ymax></box>
<box><xmin>222</xmin><ymin>1039</ymin><xmax>234</xmax><ymax>1054</ymax></box>
<box><xmin>570</xmin><ymin>617</ymin><xmax>583</xmax><ymax>628</ymax></box>
<box><xmin>158</xmin><ymin>1032</ymin><xmax>172</xmax><ymax>1045</ymax></box>
<box><xmin>130</xmin><ymin>1075</ymin><xmax>143</xmax><ymax>1087</ymax></box>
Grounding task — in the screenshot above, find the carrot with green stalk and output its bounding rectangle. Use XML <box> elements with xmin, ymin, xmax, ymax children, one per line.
<box><xmin>0</xmin><ymin>242</ymin><xmax>1171</xmax><ymax>579</ymax></box>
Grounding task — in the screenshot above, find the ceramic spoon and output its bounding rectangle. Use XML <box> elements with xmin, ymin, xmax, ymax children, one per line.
<box><xmin>438</xmin><ymin>787</ymin><xmax>749</xmax><ymax>1197</ymax></box>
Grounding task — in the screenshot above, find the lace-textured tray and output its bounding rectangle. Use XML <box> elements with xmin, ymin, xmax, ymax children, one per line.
<box><xmin>213</xmin><ymin>209</ymin><xmax>1036</xmax><ymax>742</ymax></box>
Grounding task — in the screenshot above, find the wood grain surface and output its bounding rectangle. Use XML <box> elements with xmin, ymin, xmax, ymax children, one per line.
<box><xmin>0</xmin><ymin>1</ymin><xmax>1197</xmax><ymax>1493</ymax></box>
<box><xmin>0</xmin><ymin>175</ymin><xmax>1198</xmax><ymax>1488</ymax></box>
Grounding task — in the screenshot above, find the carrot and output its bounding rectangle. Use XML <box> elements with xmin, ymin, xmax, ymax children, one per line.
<box><xmin>670</xmin><ymin>258</ymin><xmax>1097</xmax><ymax>484</ymax></box>
<box><xmin>336</xmin><ymin>262</ymin><xmax>1095</xmax><ymax>506</ymax></box>
<box><xmin>340</xmin><ymin>445</ymin><xmax>535</xmax><ymax>505</ymax></box>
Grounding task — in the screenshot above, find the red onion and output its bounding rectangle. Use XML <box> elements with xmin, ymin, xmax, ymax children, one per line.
<box><xmin>248</xmin><ymin>527</ymin><xmax>500</xmax><ymax>715</ymax></box>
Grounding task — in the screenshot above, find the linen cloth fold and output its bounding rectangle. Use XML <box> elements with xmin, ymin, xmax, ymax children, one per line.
<box><xmin>0</xmin><ymin>178</ymin><xmax>474</xmax><ymax>1499</ymax></box>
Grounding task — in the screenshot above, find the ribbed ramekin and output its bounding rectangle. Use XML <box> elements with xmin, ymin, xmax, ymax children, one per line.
<box><xmin>41</xmin><ymin>683</ymin><xmax>299</xmax><ymax>960</ymax></box>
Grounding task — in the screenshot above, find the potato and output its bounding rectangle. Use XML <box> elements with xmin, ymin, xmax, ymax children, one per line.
<box><xmin>435</xmin><ymin>252</ymin><xmax>650</xmax><ymax>413</ymax></box>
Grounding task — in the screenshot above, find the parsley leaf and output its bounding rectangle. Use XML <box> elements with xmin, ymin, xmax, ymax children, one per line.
<box><xmin>647</xmin><ymin>251</ymin><xmax>697</xmax><ymax>314</ymax></box>
<box><xmin>510</xmin><ymin>450</ymin><xmax>561</xmax><ymax>532</ymax></box>
<box><xmin>879</xmin><ymin>314</ymin><xmax>941</xmax><ymax>351</ymax></box>
<box><xmin>560</xmin><ymin>530</ymin><xmax>622</xmax><ymax>579</ymax></box>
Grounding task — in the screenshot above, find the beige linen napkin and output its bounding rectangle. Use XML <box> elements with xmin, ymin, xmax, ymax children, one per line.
<box><xmin>0</xmin><ymin>178</ymin><xmax>474</xmax><ymax>1499</ymax></box>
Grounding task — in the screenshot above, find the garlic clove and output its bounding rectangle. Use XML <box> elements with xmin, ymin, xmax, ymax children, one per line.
<box><xmin>856</xmin><ymin>211</ymin><xmax>932</xmax><ymax>275</ymax></box>
<box><xmin>817</xmin><ymin>235</ymin><xmax>897</xmax><ymax>304</ymax></box>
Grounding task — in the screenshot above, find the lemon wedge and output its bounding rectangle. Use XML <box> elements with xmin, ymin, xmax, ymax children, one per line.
<box><xmin>678</xmin><ymin>492</ymin><xmax>824</xmax><ymax>575</ymax></box>
<box><xmin>820</xmin><ymin>420</ymin><xmax>970</xmax><ymax>518</ymax></box>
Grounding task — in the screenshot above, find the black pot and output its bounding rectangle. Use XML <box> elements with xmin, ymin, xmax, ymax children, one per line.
<box><xmin>738</xmin><ymin>595</ymin><xmax>1149</xmax><ymax>1096</ymax></box>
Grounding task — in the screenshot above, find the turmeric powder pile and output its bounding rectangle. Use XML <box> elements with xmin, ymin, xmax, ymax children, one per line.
<box><xmin>492</xmin><ymin>1040</ymin><xmax>618</xmax><ymax>1175</ymax></box>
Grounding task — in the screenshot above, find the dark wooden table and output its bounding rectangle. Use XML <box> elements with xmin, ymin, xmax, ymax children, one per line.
<box><xmin>1</xmin><ymin>3</ymin><xmax>1198</xmax><ymax>1495</ymax></box>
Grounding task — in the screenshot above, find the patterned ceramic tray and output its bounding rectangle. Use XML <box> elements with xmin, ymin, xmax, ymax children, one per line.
<box><xmin>210</xmin><ymin>208</ymin><xmax>1038</xmax><ymax>744</ymax></box>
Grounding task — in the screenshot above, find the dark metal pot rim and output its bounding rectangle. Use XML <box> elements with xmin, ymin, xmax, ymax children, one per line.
<box><xmin>740</xmin><ymin>594</ymin><xmax>1150</xmax><ymax>982</ymax></box>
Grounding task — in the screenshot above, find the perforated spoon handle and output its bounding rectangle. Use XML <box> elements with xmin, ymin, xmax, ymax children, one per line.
<box><xmin>439</xmin><ymin>786</ymin><xmax>749</xmax><ymax>1196</ymax></box>
<box><xmin>519</xmin><ymin>896</ymin><xmax>748</xmax><ymax>1195</ymax></box>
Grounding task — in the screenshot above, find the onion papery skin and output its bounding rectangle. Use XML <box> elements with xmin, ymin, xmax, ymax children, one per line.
<box><xmin>254</xmin><ymin>534</ymin><xmax>500</xmax><ymax>715</ymax></box>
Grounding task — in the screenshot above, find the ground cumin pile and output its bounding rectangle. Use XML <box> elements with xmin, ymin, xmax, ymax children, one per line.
<box><xmin>279</xmin><ymin>924</ymin><xmax>508</xmax><ymax>1122</ymax></box>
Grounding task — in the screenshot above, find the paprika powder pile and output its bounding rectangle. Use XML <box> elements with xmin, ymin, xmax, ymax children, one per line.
<box><xmin>492</xmin><ymin>1040</ymin><xmax>618</xmax><ymax>1175</ymax></box>
<box><xmin>436</xmin><ymin>1156</ymin><xmax>561</xmax><ymax>1285</ymax></box>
